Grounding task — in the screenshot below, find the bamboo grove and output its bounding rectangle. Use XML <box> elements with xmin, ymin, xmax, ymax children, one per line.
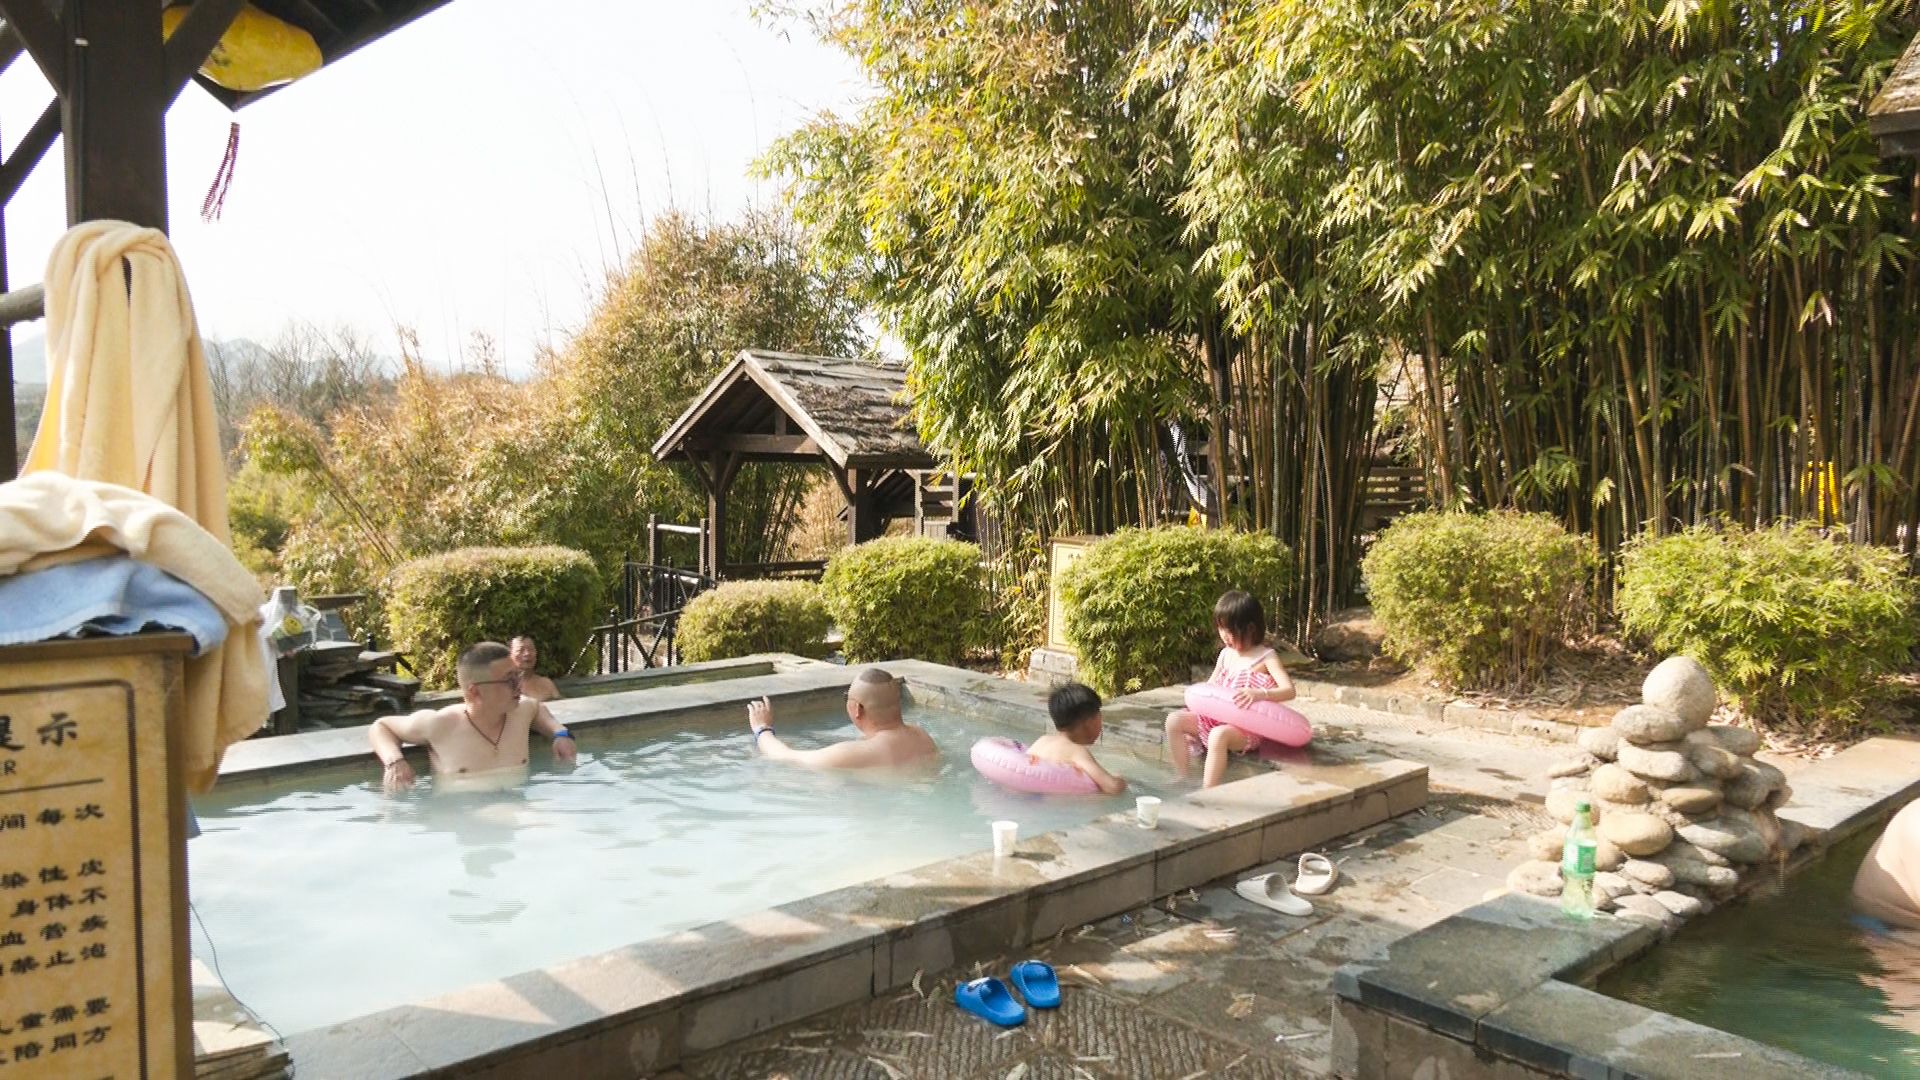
<box><xmin>769</xmin><ymin>0</ymin><xmax>1920</xmax><ymax>637</ymax></box>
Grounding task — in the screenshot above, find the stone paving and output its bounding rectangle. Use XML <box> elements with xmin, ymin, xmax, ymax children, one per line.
<box><xmin>670</xmin><ymin>703</ymin><xmax>1572</xmax><ymax>1080</ymax></box>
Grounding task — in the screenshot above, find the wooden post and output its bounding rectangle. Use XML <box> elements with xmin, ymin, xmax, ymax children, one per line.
<box><xmin>840</xmin><ymin>466</ymin><xmax>883</xmax><ymax>545</ymax></box>
<box><xmin>697</xmin><ymin>455</ymin><xmax>741</xmax><ymax>580</ymax></box>
<box><xmin>62</xmin><ymin>0</ymin><xmax>169</xmax><ymax>229</ymax></box>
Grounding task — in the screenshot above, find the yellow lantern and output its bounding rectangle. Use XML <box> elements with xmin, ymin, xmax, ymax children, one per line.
<box><xmin>162</xmin><ymin>3</ymin><xmax>323</xmax><ymax>93</ymax></box>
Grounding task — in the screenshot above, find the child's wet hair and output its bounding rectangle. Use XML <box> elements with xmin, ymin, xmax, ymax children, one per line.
<box><xmin>1213</xmin><ymin>590</ymin><xmax>1266</xmax><ymax>648</ymax></box>
<box><xmin>1047</xmin><ymin>682</ymin><xmax>1102</xmax><ymax>730</ymax></box>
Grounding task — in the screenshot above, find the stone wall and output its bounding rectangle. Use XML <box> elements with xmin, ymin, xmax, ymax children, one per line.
<box><xmin>1505</xmin><ymin>657</ymin><xmax>1806</xmax><ymax>932</ymax></box>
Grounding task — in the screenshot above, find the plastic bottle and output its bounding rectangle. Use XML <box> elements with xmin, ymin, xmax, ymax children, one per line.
<box><xmin>1561</xmin><ymin>799</ymin><xmax>1598</xmax><ymax>919</ymax></box>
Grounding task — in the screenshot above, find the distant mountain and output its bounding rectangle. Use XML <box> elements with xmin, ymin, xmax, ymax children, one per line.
<box><xmin>8</xmin><ymin>331</ymin><xmax>43</xmax><ymax>385</ymax></box>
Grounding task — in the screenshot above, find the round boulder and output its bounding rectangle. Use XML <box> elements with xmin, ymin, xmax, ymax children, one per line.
<box><xmin>1660</xmin><ymin>785</ymin><xmax>1724</xmax><ymax>816</ymax></box>
<box><xmin>1651</xmin><ymin>890</ymin><xmax>1705</xmax><ymax>920</ymax></box>
<box><xmin>1617</xmin><ymin>741</ymin><xmax>1697</xmax><ymax>784</ymax></box>
<box><xmin>1643</xmin><ymin>656</ymin><xmax>1718</xmax><ymax>725</ymax></box>
<box><xmin>1529</xmin><ymin>826</ymin><xmax>1568</xmax><ymax>863</ymax></box>
<box><xmin>1594</xmin><ymin>871</ymin><xmax>1635</xmax><ymax>905</ymax></box>
<box><xmin>1687</xmin><ymin>743</ymin><xmax>1744</xmax><ymax>781</ymax></box>
<box><xmin>1550</xmin><ymin>754</ymin><xmax>1598</xmax><ymax>780</ymax></box>
<box><xmin>1578</xmin><ymin>726</ymin><xmax>1620</xmax><ymax>762</ymax></box>
<box><xmin>1590</xmin><ymin>763</ymin><xmax>1652</xmax><ymax>805</ymax></box>
<box><xmin>1612</xmin><ymin>704</ymin><xmax>1693</xmax><ymax>746</ymax></box>
<box><xmin>1621</xmin><ymin>859</ymin><xmax>1676</xmax><ymax>890</ymax></box>
<box><xmin>1725</xmin><ymin>761</ymin><xmax>1786</xmax><ymax>811</ymax></box>
<box><xmin>1694</xmin><ymin>724</ymin><xmax>1761</xmax><ymax>757</ymax></box>
<box><xmin>1595</xmin><ymin>838</ymin><xmax>1626</xmax><ymax>872</ymax></box>
<box><xmin>1678</xmin><ymin>814</ymin><xmax>1770</xmax><ymax>864</ymax></box>
<box><xmin>1506</xmin><ymin>860</ymin><xmax>1563</xmax><ymax>898</ymax></box>
<box><xmin>1312</xmin><ymin>608</ymin><xmax>1386</xmax><ymax>662</ymax></box>
<box><xmin>1614</xmin><ymin>892</ymin><xmax>1680</xmax><ymax>929</ymax></box>
<box><xmin>1546</xmin><ymin>787</ymin><xmax>1598</xmax><ymax>825</ymax></box>
<box><xmin>1599</xmin><ymin>811</ymin><xmax>1675</xmax><ymax>857</ymax></box>
<box><xmin>1665</xmin><ymin>838</ymin><xmax>1732</xmax><ymax>868</ymax></box>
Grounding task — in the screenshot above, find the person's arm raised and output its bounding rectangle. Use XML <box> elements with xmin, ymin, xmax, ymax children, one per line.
<box><xmin>369</xmin><ymin>708</ymin><xmax>440</xmax><ymax>792</ymax></box>
<box><xmin>749</xmin><ymin>698</ymin><xmax>888</xmax><ymax>769</ymax></box>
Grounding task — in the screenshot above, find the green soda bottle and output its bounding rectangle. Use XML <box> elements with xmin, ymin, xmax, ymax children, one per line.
<box><xmin>1561</xmin><ymin>800</ymin><xmax>1597</xmax><ymax>918</ymax></box>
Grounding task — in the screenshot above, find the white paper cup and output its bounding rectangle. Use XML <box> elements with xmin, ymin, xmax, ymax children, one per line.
<box><xmin>992</xmin><ymin>819</ymin><xmax>1019</xmax><ymax>857</ymax></box>
<box><xmin>1135</xmin><ymin>796</ymin><xmax>1163</xmax><ymax>829</ymax></box>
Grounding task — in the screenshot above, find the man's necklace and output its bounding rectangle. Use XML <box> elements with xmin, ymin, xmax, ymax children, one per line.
<box><xmin>463</xmin><ymin>707</ymin><xmax>505</xmax><ymax>747</ymax></box>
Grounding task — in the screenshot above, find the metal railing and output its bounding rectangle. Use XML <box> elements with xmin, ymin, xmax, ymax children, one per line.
<box><xmin>580</xmin><ymin>562</ymin><xmax>717</xmax><ymax>675</ymax></box>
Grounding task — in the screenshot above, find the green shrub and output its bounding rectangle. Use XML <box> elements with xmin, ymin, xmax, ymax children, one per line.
<box><xmin>677</xmin><ymin>580</ymin><xmax>833</xmax><ymax>663</ymax></box>
<box><xmin>1058</xmin><ymin>527</ymin><xmax>1290</xmax><ymax>695</ymax></box>
<box><xmin>386</xmin><ymin>546</ymin><xmax>602</xmax><ymax>689</ymax></box>
<box><xmin>1362</xmin><ymin>511</ymin><xmax>1595</xmax><ymax>690</ymax></box>
<box><xmin>822</xmin><ymin>537</ymin><xmax>985</xmax><ymax>665</ymax></box>
<box><xmin>1617</xmin><ymin>523</ymin><xmax>1919</xmax><ymax>732</ymax></box>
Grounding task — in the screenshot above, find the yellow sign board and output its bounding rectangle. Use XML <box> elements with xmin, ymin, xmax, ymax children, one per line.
<box><xmin>1045</xmin><ymin>536</ymin><xmax>1099</xmax><ymax>653</ymax></box>
<box><xmin>0</xmin><ymin>635</ymin><xmax>193</xmax><ymax>1079</ymax></box>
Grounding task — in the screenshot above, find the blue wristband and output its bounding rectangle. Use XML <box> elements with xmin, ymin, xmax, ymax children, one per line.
<box><xmin>754</xmin><ymin>727</ymin><xmax>775</xmax><ymax>741</ymax></box>
<box><xmin>553</xmin><ymin>727</ymin><xmax>572</xmax><ymax>740</ymax></box>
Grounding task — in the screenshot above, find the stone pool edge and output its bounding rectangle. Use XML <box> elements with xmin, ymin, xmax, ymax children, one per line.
<box><xmin>1329</xmin><ymin>736</ymin><xmax>1920</xmax><ymax>1080</ymax></box>
<box><xmin>252</xmin><ymin>658</ymin><xmax>1427</xmax><ymax>1079</ymax></box>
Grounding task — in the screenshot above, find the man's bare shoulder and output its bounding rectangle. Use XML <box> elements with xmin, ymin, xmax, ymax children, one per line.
<box><xmin>524</xmin><ymin>675</ymin><xmax>560</xmax><ymax>702</ymax></box>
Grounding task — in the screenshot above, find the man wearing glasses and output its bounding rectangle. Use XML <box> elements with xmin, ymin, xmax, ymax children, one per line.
<box><xmin>369</xmin><ymin>641</ymin><xmax>578</xmax><ymax>793</ymax></box>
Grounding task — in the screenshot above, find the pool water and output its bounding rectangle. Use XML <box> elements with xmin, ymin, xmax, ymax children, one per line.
<box><xmin>188</xmin><ymin>705</ymin><xmax>1194</xmax><ymax>1035</ymax></box>
<box><xmin>1598</xmin><ymin>829</ymin><xmax>1920</xmax><ymax>1074</ymax></box>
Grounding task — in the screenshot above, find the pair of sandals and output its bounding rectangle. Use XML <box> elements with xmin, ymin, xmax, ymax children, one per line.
<box><xmin>953</xmin><ymin>960</ymin><xmax>1059</xmax><ymax>1027</ymax></box>
<box><xmin>1234</xmin><ymin>852</ymin><xmax>1336</xmax><ymax>917</ymax></box>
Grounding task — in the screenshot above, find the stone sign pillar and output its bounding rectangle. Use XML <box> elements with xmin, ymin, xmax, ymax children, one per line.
<box><xmin>1028</xmin><ymin>535</ymin><xmax>1098</xmax><ymax>686</ymax></box>
<box><xmin>0</xmin><ymin>634</ymin><xmax>194</xmax><ymax>1079</ymax></box>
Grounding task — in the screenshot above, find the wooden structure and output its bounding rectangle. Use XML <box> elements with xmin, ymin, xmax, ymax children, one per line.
<box><xmin>653</xmin><ymin>349</ymin><xmax>968</xmax><ymax>578</ymax></box>
<box><xmin>1870</xmin><ymin>32</ymin><xmax>1920</xmax><ymax>155</ymax></box>
<box><xmin>0</xmin><ymin>0</ymin><xmax>460</xmax><ymax>476</ymax></box>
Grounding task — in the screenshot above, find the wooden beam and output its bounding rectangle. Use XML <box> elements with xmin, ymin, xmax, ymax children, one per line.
<box><xmin>0</xmin><ymin>99</ymin><xmax>59</xmax><ymax>207</ymax></box>
<box><xmin>0</xmin><ymin>0</ymin><xmax>65</xmax><ymax>92</ymax></box>
<box><xmin>0</xmin><ymin>283</ymin><xmax>44</xmax><ymax>326</ymax></box>
<box><xmin>686</xmin><ymin>434</ymin><xmax>820</xmax><ymax>456</ymax></box>
<box><xmin>1</xmin><ymin>21</ymin><xmax>27</xmax><ymax>73</ymax></box>
<box><xmin>63</xmin><ymin>0</ymin><xmax>168</xmax><ymax>228</ymax></box>
<box><xmin>164</xmin><ymin>0</ymin><xmax>246</xmax><ymax>103</ymax></box>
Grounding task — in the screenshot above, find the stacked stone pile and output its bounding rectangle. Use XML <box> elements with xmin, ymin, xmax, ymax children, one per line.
<box><xmin>1505</xmin><ymin>656</ymin><xmax>1805</xmax><ymax>931</ymax></box>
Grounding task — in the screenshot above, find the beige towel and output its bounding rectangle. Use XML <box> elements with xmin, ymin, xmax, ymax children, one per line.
<box><xmin>12</xmin><ymin>218</ymin><xmax>265</xmax><ymax>792</ymax></box>
<box><xmin>26</xmin><ymin>221</ymin><xmax>231</xmax><ymax>542</ymax></box>
<box><xmin>0</xmin><ymin>474</ymin><xmax>266</xmax><ymax>791</ymax></box>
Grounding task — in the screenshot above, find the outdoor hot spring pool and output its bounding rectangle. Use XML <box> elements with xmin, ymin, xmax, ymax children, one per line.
<box><xmin>1599</xmin><ymin>828</ymin><xmax>1920</xmax><ymax>1074</ymax></box>
<box><xmin>188</xmin><ymin>704</ymin><xmax>1198</xmax><ymax>1035</ymax></box>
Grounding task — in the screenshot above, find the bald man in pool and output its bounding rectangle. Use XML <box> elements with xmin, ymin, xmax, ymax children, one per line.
<box><xmin>370</xmin><ymin>641</ymin><xmax>577</xmax><ymax>793</ymax></box>
<box><xmin>1855</xmin><ymin>799</ymin><xmax>1920</xmax><ymax>931</ymax></box>
<box><xmin>747</xmin><ymin>667</ymin><xmax>939</xmax><ymax>770</ymax></box>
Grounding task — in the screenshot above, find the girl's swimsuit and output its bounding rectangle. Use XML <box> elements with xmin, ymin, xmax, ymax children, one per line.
<box><xmin>1197</xmin><ymin>647</ymin><xmax>1276</xmax><ymax>754</ymax></box>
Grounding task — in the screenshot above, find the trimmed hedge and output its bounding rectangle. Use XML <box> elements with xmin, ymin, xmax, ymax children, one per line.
<box><xmin>1058</xmin><ymin>527</ymin><xmax>1290</xmax><ymax>695</ymax></box>
<box><xmin>1618</xmin><ymin>523</ymin><xmax>1919</xmax><ymax>732</ymax></box>
<box><xmin>676</xmin><ymin>580</ymin><xmax>833</xmax><ymax>663</ymax></box>
<box><xmin>1362</xmin><ymin>511</ymin><xmax>1595</xmax><ymax>690</ymax></box>
<box><xmin>822</xmin><ymin>536</ymin><xmax>985</xmax><ymax>665</ymax></box>
<box><xmin>386</xmin><ymin>546</ymin><xmax>601</xmax><ymax>689</ymax></box>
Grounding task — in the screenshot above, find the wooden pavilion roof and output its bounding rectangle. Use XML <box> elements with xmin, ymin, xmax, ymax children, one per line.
<box><xmin>652</xmin><ymin>350</ymin><xmax>934</xmax><ymax>471</ymax></box>
<box><xmin>202</xmin><ymin>0</ymin><xmax>458</xmax><ymax>109</ymax></box>
<box><xmin>1870</xmin><ymin>33</ymin><xmax>1920</xmax><ymax>155</ymax></box>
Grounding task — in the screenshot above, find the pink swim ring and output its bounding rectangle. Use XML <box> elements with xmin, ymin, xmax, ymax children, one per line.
<box><xmin>970</xmin><ymin>736</ymin><xmax>1100</xmax><ymax>795</ymax></box>
<box><xmin>1183</xmin><ymin>683</ymin><xmax>1313</xmax><ymax>748</ymax></box>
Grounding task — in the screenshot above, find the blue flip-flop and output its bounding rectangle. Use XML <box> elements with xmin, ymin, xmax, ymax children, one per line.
<box><xmin>1008</xmin><ymin>959</ymin><xmax>1061</xmax><ymax>1009</ymax></box>
<box><xmin>954</xmin><ymin>976</ymin><xmax>1026</xmax><ymax>1027</ymax></box>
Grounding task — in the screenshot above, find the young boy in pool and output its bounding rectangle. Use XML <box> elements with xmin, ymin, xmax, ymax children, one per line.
<box><xmin>1165</xmin><ymin>590</ymin><xmax>1297</xmax><ymax>788</ymax></box>
<box><xmin>1025</xmin><ymin>682</ymin><xmax>1128</xmax><ymax>796</ymax></box>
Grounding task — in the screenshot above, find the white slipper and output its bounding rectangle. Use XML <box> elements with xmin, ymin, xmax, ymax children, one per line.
<box><xmin>1234</xmin><ymin>873</ymin><xmax>1314</xmax><ymax>916</ymax></box>
<box><xmin>1294</xmin><ymin>853</ymin><xmax>1337</xmax><ymax>896</ymax></box>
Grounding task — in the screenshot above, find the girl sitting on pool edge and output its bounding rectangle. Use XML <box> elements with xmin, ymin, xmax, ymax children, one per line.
<box><xmin>1165</xmin><ymin>590</ymin><xmax>1300</xmax><ymax>787</ymax></box>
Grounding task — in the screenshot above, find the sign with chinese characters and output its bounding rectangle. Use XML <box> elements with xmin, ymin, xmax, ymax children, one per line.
<box><xmin>1045</xmin><ymin>536</ymin><xmax>1098</xmax><ymax>653</ymax></box>
<box><xmin>0</xmin><ymin>634</ymin><xmax>193</xmax><ymax>1079</ymax></box>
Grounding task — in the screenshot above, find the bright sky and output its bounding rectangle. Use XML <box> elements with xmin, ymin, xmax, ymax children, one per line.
<box><xmin>0</xmin><ymin>1</ymin><xmax>865</xmax><ymax>375</ymax></box>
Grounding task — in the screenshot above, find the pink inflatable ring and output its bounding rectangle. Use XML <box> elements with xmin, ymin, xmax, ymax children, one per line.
<box><xmin>1184</xmin><ymin>683</ymin><xmax>1313</xmax><ymax>748</ymax></box>
<box><xmin>970</xmin><ymin>736</ymin><xmax>1100</xmax><ymax>795</ymax></box>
